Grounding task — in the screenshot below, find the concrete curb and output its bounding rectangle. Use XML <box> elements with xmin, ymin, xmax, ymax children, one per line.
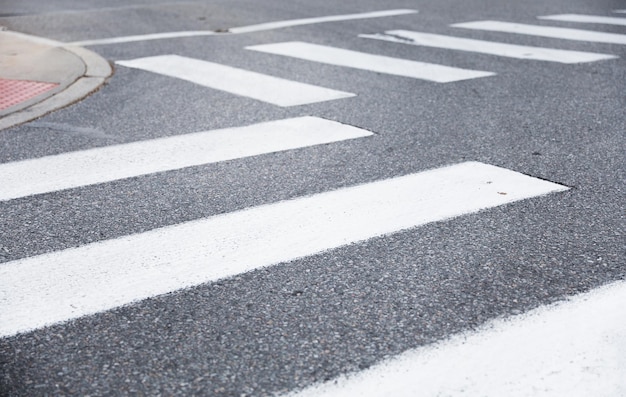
<box><xmin>0</xmin><ymin>30</ymin><xmax>113</xmax><ymax>131</ymax></box>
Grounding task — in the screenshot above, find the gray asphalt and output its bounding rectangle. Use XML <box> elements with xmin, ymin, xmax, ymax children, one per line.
<box><xmin>1</xmin><ymin>0</ymin><xmax>625</xmax><ymax>395</ymax></box>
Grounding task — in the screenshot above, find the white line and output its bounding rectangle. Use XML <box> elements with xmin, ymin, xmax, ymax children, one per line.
<box><xmin>0</xmin><ymin>117</ymin><xmax>371</xmax><ymax>202</ymax></box>
<box><xmin>0</xmin><ymin>162</ymin><xmax>567</xmax><ymax>337</ymax></box>
<box><xmin>10</xmin><ymin>2</ymin><xmax>199</xmax><ymax>17</ymax></box>
<box><xmin>228</xmin><ymin>9</ymin><xmax>417</xmax><ymax>34</ymax></box>
<box><xmin>69</xmin><ymin>9</ymin><xmax>418</xmax><ymax>46</ymax></box>
<box><xmin>452</xmin><ymin>21</ymin><xmax>626</xmax><ymax>45</ymax></box>
<box><xmin>538</xmin><ymin>14</ymin><xmax>626</xmax><ymax>26</ymax></box>
<box><xmin>246</xmin><ymin>42</ymin><xmax>495</xmax><ymax>83</ymax></box>
<box><xmin>71</xmin><ymin>30</ymin><xmax>219</xmax><ymax>46</ymax></box>
<box><xmin>359</xmin><ymin>30</ymin><xmax>617</xmax><ymax>63</ymax></box>
<box><xmin>282</xmin><ymin>281</ymin><xmax>626</xmax><ymax>397</ymax></box>
<box><xmin>116</xmin><ymin>55</ymin><xmax>355</xmax><ymax>107</ymax></box>
<box><xmin>615</xmin><ymin>10</ymin><xmax>626</xmax><ymax>14</ymax></box>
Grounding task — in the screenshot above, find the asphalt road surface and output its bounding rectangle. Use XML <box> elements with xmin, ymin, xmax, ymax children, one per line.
<box><xmin>1</xmin><ymin>0</ymin><xmax>625</xmax><ymax>395</ymax></box>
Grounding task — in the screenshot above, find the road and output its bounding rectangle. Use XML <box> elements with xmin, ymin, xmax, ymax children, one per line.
<box><xmin>1</xmin><ymin>0</ymin><xmax>625</xmax><ymax>395</ymax></box>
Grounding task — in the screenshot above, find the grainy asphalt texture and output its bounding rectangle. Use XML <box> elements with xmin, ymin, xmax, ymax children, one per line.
<box><xmin>1</xmin><ymin>0</ymin><xmax>624</xmax><ymax>395</ymax></box>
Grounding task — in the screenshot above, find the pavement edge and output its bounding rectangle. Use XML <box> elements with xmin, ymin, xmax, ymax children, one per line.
<box><xmin>0</xmin><ymin>30</ymin><xmax>113</xmax><ymax>131</ymax></box>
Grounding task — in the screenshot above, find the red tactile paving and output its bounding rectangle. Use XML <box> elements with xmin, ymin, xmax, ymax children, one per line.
<box><xmin>0</xmin><ymin>78</ymin><xmax>59</xmax><ymax>111</ymax></box>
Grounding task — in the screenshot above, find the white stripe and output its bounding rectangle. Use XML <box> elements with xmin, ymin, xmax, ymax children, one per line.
<box><xmin>69</xmin><ymin>9</ymin><xmax>417</xmax><ymax>46</ymax></box>
<box><xmin>0</xmin><ymin>162</ymin><xmax>567</xmax><ymax>337</ymax></box>
<box><xmin>283</xmin><ymin>281</ymin><xmax>626</xmax><ymax>397</ymax></box>
<box><xmin>228</xmin><ymin>9</ymin><xmax>417</xmax><ymax>34</ymax></box>
<box><xmin>452</xmin><ymin>21</ymin><xmax>626</xmax><ymax>45</ymax></box>
<box><xmin>615</xmin><ymin>10</ymin><xmax>626</xmax><ymax>14</ymax></box>
<box><xmin>72</xmin><ymin>31</ymin><xmax>219</xmax><ymax>46</ymax></box>
<box><xmin>0</xmin><ymin>117</ymin><xmax>371</xmax><ymax>202</ymax></box>
<box><xmin>359</xmin><ymin>30</ymin><xmax>617</xmax><ymax>63</ymax></box>
<box><xmin>116</xmin><ymin>55</ymin><xmax>355</xmax><ymax>107</ymax></box>
<box><xmin>19</xmin><ymin>2</ymin><xmax>200</xmax><ymax>16</ymax></box>
<box><xmin>538</xmin><ymin>14</ymin><xmax>626</xmax><ymax>26</ymax></box>
<box><xmin>246</xmin><ymin>42</ymin><xmax>495</xmax><ymax>83</ymax></box>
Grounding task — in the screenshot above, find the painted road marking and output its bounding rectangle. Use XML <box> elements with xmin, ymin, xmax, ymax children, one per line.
<box><xmin>0</xmin><ymin>162</ymin><xmax>567</xmax><ymax>337</ymax></box>
<box><xmin>0</xmin><ymin>117</ymin><xmax>371</xmax><ymax>202</ymax></box>
<box><xmin>359</xmin><ymin>30</ymin><xmax>617</xmax><ymax>63</ymax></box>
<box><xmin>228</xmin><ymin>9</ymin><xmax>416</xmax><ymax>34</ymax></box>
<box><xmin>69</xmin><ymin>9</ymin><xmax>418</xmax><ymax>46</ymax></box>
<box><xmin>452</xmin><ymin>21</ymin><xmax>626</xmax><ymax>45</ymax></box>
<box><xmin>538</xmin><ymin>14</ymin><xmax>626</xmax><ymax>27</ymax></box>
<box><xmin>246</xmin><ymin>42</ymin><xmax>495</xmax><ymax>83</ymax></box>
<box><xmin>282</xmin><ymin>281</ymin><xmax>626</xmax><ymax>397</ymax></box>
<box><xmin>116</xmin><ymin>55</ymin><xmax>355</xmax><ymax>107</ymax></box>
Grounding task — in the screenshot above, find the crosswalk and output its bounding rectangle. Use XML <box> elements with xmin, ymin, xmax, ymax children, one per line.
<box><xmin>0</xmin><ymin>161</ymin><xmax>567</xmax><ymax>337</ymax></box>
<box><xmin>283</xmin><ymin>281</ymin><xmax>626</xmax><ymax>397</ymax></box>
<box><xmin>246</xmin><ymin>41</ymin><xmax>494</xmax><ymax>82</ymax></box>
<box><xmin>116</xmin><ymin>55</ymin><xmax>355</xmax><ymax>107</ymax></box>
<box><xmin>358</xmin><ymin>31</ymin><xmax>617</xmax><ymax>64</ymax></box>
<box><xmin>537</xmin><ymin>14</ymin><xmax>626</xmax><ymax>27</ymax></box>
<box><xmin>1</xmin><ymin>6</ymin><xmax>623</xmax><ymax>396</ymax></box>
<box><xmin>112</xmin><ymin>9</ymin><xmax>623</xmax><ymax>107</ymax></box>
<box><xmin>451</xmin><ymin>21</ymin><xmax>626</xmax><ymax>45</ymax></box>
<box><xmin>0</xmin><ymin>117</ymin><xmax>370</xmax><ymax>201</ymax></box>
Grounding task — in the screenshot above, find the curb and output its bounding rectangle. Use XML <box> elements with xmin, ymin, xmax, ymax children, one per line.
<box><xmin>0</xmin><ymin>30</ymin><xmax>113</xmax><ymax>131</ymax></box>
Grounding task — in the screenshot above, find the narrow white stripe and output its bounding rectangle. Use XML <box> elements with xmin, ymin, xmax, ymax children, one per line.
<box><xmin>18</xmin><ymin>2</ymin><xmax>199</xmax><ymax>16</ymax></box>
<box><xmin>246</xmin><ymin>42</ymin><xmax>495</xmax><ymax>83</ymax></box>
<box><xmin>69</xmin><ymin>9</ymin><xmax>418</xmax><ymax>46</ymax></box>
<box><xmin>452</xmin><ymin>21</ymin><xmax>626</xmax><ymax>45</ymax></box>
<box><xmin>538</xmin><ymin>14</ymin><xmax>626</xmax><ymax>26</ymax></box>
<box><xmin>72</xmin><ymin>31</ymin><xmax>218</xmax><ymax>46</ymax></box>
<box><xmin>0</xmin><ymin>117</ymin><xmax>371</xmax><ymax>202</ymax></box>
<box><xmin>283</xmin><ymin>281</ymin><xmax>626</xmax><ymax>397</ymax></box>
<box><xmin>615</xmin><ymin>10</ymin><xmax>626</xmax><ymax>14</ymax></box>
<box><xmin>359</xmin><ymin>30</ymin><xmax>617</xmax><ymax>63</ymax></box>
<box><xmin>0</xmin><ymin>162</ymin><xmax>567</xmax><ymax>337</ymax></box>
<box><xmin>116</xmin><ymin>55</ymin><xmax>355</xmax><ymax>107</ymax></box>
<box><xmin>228</xmin><ymin>9</ymin><xmax>418</xmax><ymax>34</ymax></box>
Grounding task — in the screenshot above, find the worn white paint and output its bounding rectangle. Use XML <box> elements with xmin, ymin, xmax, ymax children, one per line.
<box><xmin>283</xmin><ymin>281</ymin><xmax>626</xmax><ymax>397</ymax></box>
<box><xmin>538</xmin><ymin>14</ymin><xmax>626</xmax><ymax>26</ymax></box>
<box><xmin>452</xmin><ymin>21</ymin><xmax>626</xmax><ymax>45</ymax></box>
<box><xmin>116</xmin><ymin>55</ymin><xmax>355</xmax><ymax>106</ymax></box>
<box><xmin>0</xmin><ymin>117</ymin><xmax>371</xmax><ymax>202</ymax></box>
<box><xmin>0</xmin><ymin>162</ymin><xmax>567</xmax><ymax>337</ymax></box>
<box><xmin>69</xmin><ymin>9</ymin><xmax>418</xmax><ymax>46</ymax></box>
<box><xmin>246</xmin><ymin>41</ymin><xmax>495</xmax><ymax>83</ymax></box>
<box><xmin>359</xmin><ymin>30</ymin><xmax>617</xmax><ymax>63</ymax></box>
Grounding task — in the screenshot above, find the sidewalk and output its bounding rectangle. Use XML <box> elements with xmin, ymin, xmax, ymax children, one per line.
<box><xmin>0</xmin><ymin>29</ymin><xmax>112</xmax><ymax>130</ymax></box>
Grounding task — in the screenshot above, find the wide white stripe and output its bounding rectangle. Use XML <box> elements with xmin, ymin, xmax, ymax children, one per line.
<box><xmin>246</xmin><ymin>42</ymin><xmax>495</xmax><ymax>83</ymax></box>
<box><xmin>116</xmin><ymin>55</ymin><xmax>355</xmax><ymax>106</ymax></box>
<box><xmin>0</xmin><ymin>117</ymin><xmax>371</xmax><ymax>202</ymax></box>
<box><xmin>69</xmin><ymin>9</ymin><xmax>418</xmax><ymax>46</ymax></box>
<box><xmin>284</xmin><ymin>281</ymin><xmax>626</xmax><ymax>397</ymax></box>
<box><xmin>452</xmin><ymin>21</ymin><xmax>626</xmax><ymax>45</ymax></box>
<box><xmin>0</xmin><ymin>162</ymin><xmax>567</xmax><ymax>337</ymax></box>
<box><xmin>538</xmin><ymin>14</ymin><xmax>626</xmax><ymax>26</ymax></box>
<box><xmin>359</xmin><ymin>30</ymin><xmax>617</xmax><ymax>63</ymax></box>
